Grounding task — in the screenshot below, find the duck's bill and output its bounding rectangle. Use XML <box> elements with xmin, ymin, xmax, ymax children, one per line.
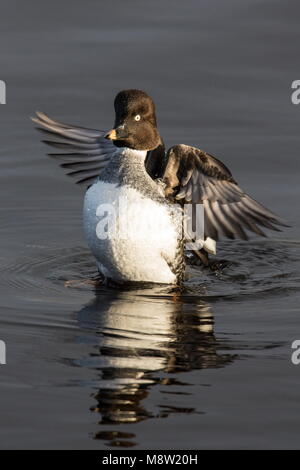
<box><xmin>105</xmin><ymin>126</ymin><xmax>129</xmax><ymax>140</ymax></box>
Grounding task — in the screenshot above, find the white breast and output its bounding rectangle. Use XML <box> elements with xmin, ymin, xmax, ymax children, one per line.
<box><xmin>83</xmin><ymin>180</ymin><xmax>182</xmax><ymax>284</ymax></box>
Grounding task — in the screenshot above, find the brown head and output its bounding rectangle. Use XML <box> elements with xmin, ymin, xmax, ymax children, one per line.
<box><xmin>105</xmin><ymin>89</ymin><xmax>162</xmax><ymax>151</ymax></box>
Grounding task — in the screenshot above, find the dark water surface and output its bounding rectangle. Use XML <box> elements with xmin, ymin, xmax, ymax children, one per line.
<box><xmin>0</xmin><ymin>0</ymin><xmax>300</xmax><ymax>449</ymax></box>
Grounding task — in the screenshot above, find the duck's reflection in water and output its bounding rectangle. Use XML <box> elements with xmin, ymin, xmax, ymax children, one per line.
<box><xmin>76</xmin><ymin>290</ymin><xmax>237</xmax><ymax>447</ymax></box>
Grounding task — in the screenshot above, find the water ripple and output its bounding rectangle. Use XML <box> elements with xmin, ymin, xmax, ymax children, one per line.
<box><xmin>0</xmin><ymin>239</ymin><xmax>298</xmax><ymax>304</ymax></box>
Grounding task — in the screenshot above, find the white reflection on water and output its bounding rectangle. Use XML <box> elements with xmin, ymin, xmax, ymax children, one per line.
<box><xmin>76</xmin><ymin>292</ymin><xmax>237</xmax><ymax>446</ymax></box>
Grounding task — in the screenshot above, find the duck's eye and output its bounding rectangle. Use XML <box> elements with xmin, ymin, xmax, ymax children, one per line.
<box><xmin>134</xmin><ymin>114</ymin><xmax>141</xmax><ymax>121</ymax></box>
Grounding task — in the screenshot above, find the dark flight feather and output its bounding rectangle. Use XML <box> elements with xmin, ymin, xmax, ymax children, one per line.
<box><xmin>31</xmin><ymin>112</ymin><xmax>115</xmax><ymax>185</ymax></box>
<box><xmin>162</xmin><ymin>144</ymin><xmax>288</xmax><ymax>241</ymax></box>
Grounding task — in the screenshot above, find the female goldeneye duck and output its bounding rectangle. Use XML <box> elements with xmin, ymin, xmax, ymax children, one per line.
<box><xmin>31</xmin><ymin>89</ymin><xmax>288</xmax><ymax>285</ymax></box>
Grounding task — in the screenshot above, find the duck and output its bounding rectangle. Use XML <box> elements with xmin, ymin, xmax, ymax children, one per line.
<box><xmin>32</xmin><ymin>89</ymin><xmax>287</xmax><ymax>285</ymax></box>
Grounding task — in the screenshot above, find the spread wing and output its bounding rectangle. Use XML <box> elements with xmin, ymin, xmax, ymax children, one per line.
<box><xmin>163</xmin><ymin>144</ymin><xmax>288</xmax><ymax>241</ymax></box>
<box><xmin>31</xmin><ymin>112</ymin><xmax>116</xmax><ymax>185</ymax></box>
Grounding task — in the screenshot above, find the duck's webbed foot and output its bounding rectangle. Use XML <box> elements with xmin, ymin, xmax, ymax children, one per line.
<box><xmin>186</xmin><ymin>248</ymin><xmax>209</xmax><ymax>267</ymax></box>
<box><xmin>186</xmin><ymin>249</ymin><xmax>231</xmax><ymax>272</ymax></box>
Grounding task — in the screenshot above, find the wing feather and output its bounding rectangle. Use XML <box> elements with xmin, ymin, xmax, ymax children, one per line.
<box><xmin>163</xmin><ymin>144</ymin><xmax>288</xmax><ymax>241</ymax></box>
<box><xmin>31</xmin><ymin>111</ymin><xmax>115</xmax><ymax>185</ymax></box>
